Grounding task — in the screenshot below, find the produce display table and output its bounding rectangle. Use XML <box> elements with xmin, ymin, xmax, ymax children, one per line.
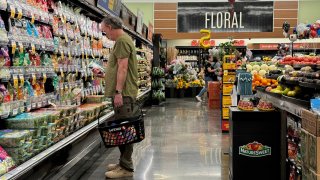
<box><xmin>229</xmin><ymin>107</ymin><xmax>281</xmax><ymax>180</ymax></box>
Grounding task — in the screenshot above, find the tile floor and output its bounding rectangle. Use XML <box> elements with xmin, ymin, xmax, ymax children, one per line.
<box><xmin>79</xmin><ymin>98</ymin><xmax>229</xmax><ymax>180</ymax></box>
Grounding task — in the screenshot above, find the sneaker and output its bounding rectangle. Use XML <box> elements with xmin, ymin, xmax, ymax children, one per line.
<box><xmin>105</xmin><ymin>166</ymin><xmax>133</xmax><ymax>179</ymax></box>
<box><xmin>106</xmin><ymin>164</ymin><xmax>120</xmax><ymax>171</ymax></box>
<box><xmin>195</xmin><ymin>96</ymin><xmax>202</xmax><ymax>102</ymax></box>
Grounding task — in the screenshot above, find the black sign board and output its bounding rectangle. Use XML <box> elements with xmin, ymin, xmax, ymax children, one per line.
<box><xmin>177</xmin><ymin>1</ymin><xmax>274</xmax><ymax>33</ymax></box>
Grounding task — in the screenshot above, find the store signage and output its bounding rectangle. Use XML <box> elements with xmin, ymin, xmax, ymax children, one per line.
<box><xmin>191</xmin><ymin>39</ymin><xmax>215</xmax><ymax>47</ymax></box>
<box><xmin>177</xmin><ymin>2</ymin><xmax>274</xmax><ymax>33</ymax></box>
<box><xmin>97</xmin><ymin>0</ymin><xmax>122</xmax><ymax>16</ymax></box>
<box><xmin>239</xmin><ymin>141</ymin><xmax>271</xmax><ymax>157</ymax></box>
<box><xmin>259</xmin><ymin>43</ymin><xmax>305</xmax><ymax>50</ymax></box>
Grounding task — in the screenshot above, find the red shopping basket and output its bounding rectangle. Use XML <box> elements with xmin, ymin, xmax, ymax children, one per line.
<box><xmin>98</xmin><ymin>109</ymin><xmax>145</xmax><ymax>148</ymax></box>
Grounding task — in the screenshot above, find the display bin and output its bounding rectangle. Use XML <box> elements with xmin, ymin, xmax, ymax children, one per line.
<box><xmin>222</xmin><ymin>108</ymin><xmax>229</xmax><ymax>119</ymax></box>
<box><xmin>208</xmin><ymin>100</ymin><xmax>220</xmax><ymax>109</ymax></box>
<box><xmin>221</xmin><ymin>120</ymin><xmax>229</xmax><ymax>132</ymax></box>
<box><xmin>229</xmin><ymin>107</ymin><xmax>281</xmax><ymax>180</ymax></box>
<box><xmin>223</xmin><ymin>74</ymin><xmax>236</xmax><ymax>83</ymax></box>
<box><xmin>208</xmin><ymin>81</ymin><xmax>220</xmax><ymax>91</ymax></box>
<box><xmin>208</xmin><ymin>90</ymin><xmax>220</xmax><ymax>100</ymax></box>
<box><xmin>222</xmin><ymin>96</ymin><xmax>232</xmax><ymax>107</ymax></box>
<box><xmin>223</xmin><ymin>84</ymin><xmax>233</xmax><ymax>95</ymax></box>
<box><xmin>223</xmin><ymin>63</ymin><xmax>236</xmax><ymax>70</ymax></box>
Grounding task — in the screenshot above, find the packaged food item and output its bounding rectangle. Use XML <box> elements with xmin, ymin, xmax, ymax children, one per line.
<box><xmin>0</xmin><ymin>130</ymin><xmax>32</xmax><ymax>147</ymax></box>
<box><xmin>5</xmin><ymin>113</ymin><xmax>50</xmax><ymax>129</ymax></box>
<box><xmin>238</xmin><ymin>99</ymin><xmax>254</xmax><ymax>111</ymax></box>
<box><xmin>0</xmin><ymin>47</ymin><xmax>11</xmax><ymax>67</ymax></box>
<box><xmin>0</xmin><ymin>146</ymin><xmax>16</xmax><ymax>176</ymax></box>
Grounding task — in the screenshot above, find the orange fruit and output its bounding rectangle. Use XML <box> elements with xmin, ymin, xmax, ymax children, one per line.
<box><xmin>261</xmin><ymin>79</ymin><xmax>268</xmax><ymax>85</ymax></box>
<box><xmin>267</xmin><ymin>83</ymin><xmax>271</xmax><ymax>86</ymax></box>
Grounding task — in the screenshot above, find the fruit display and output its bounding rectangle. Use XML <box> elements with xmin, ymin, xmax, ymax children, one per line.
<box><xmin>267</xmin><ymin>84</ymin><xmax>302</xmax><ymax>97</ymax></box>
<box><xmin>238</xmin><ymin>99</ymin><xmax>254</xmax><ymax>111</ymax></box>
<box><xmin>279</xmin><ymin>56</ymin><xmax>320</xmax><ymax>68</ymax></box>
<box><xmin>257</xmin><ymin>99</ymin><xmax>274</xmax><ymax>111</ymax></box>
<box><xmin>252</xmin><ymin>74</ymin><xmax>279</xmax><ymax>91</ymax></box>
<box><xmin>246</xmin><ymin>62</ymin><xmax>277</xmax><ymax>77</ymax></box>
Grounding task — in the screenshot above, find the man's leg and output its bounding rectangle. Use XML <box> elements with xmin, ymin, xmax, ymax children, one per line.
<box><xmin>119</xmin><ymin>144</ymin><xmax>134</xmax><ymax>171</ymax></box>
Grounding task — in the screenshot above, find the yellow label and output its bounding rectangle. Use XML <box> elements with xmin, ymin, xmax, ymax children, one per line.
<box><xmin>84</xmin><ymin>72</ymin><xmax>87</xmax><ymax>81</ymax></box>
<box><xmin>43</xmin><ymin>73</ymin><xmax>47</xmax><ymax>83</ymax></box>
<box><xmin>10</xmin><ymin>7</ymin><xmax>15</xmax><ymax>18</ymax></box>
<box><xmin>19</xmin><ymin>74</ymin><xmax>24</xmax><ymax>87</ymax></box>
<box><xmin>32</xmin><ymin>74</ymin><xmax>36</xmax><ymax>85</ymax></box>
<box><xmin>31</xmin><ymin>44</ymin><xmax>35</xmax><ymax>54</ymax></box>
<box><xmin>68</xmin><ymin>52</ymin><xmax>71</xmax><ymax>60</ymax></box>
<box><xmin>76</xmin><ymin>68</ymin><xmax>78</xmax><ymax>76</ymax></box>
<box><xmin>13</xmin><ymin>75</ymin><xmax>18</xmax><ymax>89</ymax></box>
<box><xmin>224</xmin><ymin>70</ymin><xmax>228</xmax><ymax>76</ymax></box>
<box><xmin>17</xmin><ymin>8</ymin><xmax>22</xmax><ymax>19</ymax></box>
<box><xmin>31</xmin><ymin>14</ymin><xmax>35</xmax><ymax>24</ymax></box>
<box><xmin>85</xmin><ymin>52</ymin><xmax>88</xmax><ymax>59</ymax></box>
<box><xmin>61</xmin><ymin>51</ymin><xmax>64</xmax><ymax>59</ymax></box>
<box><xmin>12</xmin><ymin>41</ymin><xmax>16</xmax><ymax>54</ymax></box>
<box><xmin>65</xmin><ymin>34</ymin><xmax>69</xmax><ymax>42</ymax></box>
<box><xmin>60</xmin><ymin>68</ymin><xmax>64</xmax><ymax>78</ymax></box>
<box><xmin>19</xmin><ymin>43</ymin><xmax>24</xmax><ymax>53</ymax></box>
<box><xmin>81</xmin><ymin>51</ymin><xmax>84</xmax><ymax>59</ymax></box>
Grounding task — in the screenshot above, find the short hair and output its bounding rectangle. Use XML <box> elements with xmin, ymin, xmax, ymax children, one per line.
<box><xmin>102</xmin><ymin>16</ymin><xmax>123</xmax><ymax>29</ymax></box>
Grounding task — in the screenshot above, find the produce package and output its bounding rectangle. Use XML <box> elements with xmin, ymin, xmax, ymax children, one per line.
<box><xmin>238</xmin><ymin>99</ymin><xmax>254</xmax><ymax>111</ymax></box>
<box><xmin>0</xmin><ymin>130</ymin><xmax>33</xmax><ymax>148</ymax></box>
<box><xmin>0</xmin><ymin>146</ymin><xmax>15</xmax><ymax>176</ymax></box>
<box><xmin>85</xmin><ymin>95</ymin><xmax>107</xmax><ymax>103</ymax></box>
<box><xmin>257</xmin><ymin>99</ymin><xmax>274</xmax><ymax>111</ymax></box>
<box><xmin>5</xmin><ymin>113</ymin><xmax>50</xmax><ymax>129</ymax></box>
<box><xmin>46</xmin><ymin>105</ymin><xmax>77</xmax><ymax>118</ymax></box>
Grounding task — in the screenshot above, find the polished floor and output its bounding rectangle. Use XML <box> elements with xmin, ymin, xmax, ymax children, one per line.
<box><xmin>79</xmin><ymin>98</ymin><xmax>229</xmax><ymax>180</ymax></box>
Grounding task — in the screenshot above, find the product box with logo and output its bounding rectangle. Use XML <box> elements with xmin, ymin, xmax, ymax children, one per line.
<box><xmin>229</xmin><ymin>107</ymin><xmax>281</xmax><ymax>180</ymax></box>
<box><xmin>309</xmin><ymin>133</ymin><xmax>320</xmax><ymax>174</ymax></box>
<box><xmin>302</xmin><ymin>109</ymin><xmax>320</xmax><ymax>137</ymax></box>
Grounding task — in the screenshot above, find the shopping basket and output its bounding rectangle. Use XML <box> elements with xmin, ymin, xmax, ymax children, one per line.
<box><xmin>97</xmin><ymin>103</ymin><xmax>145</xmax><ymax>148</ymax></box>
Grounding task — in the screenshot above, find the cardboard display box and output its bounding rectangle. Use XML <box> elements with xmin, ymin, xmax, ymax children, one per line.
<box><xmin>310</xmin><ymin>170</ymin><xmax>320</xmax><ymax>180</ymax></box>
<box><xmin>308</xmin><ymin>133</ymin><xmax>320</xmax><ymax>174</ymax></box>
<box><xmin>302</xmin><ymin>109</ymin><xmax>320</xmax><ymax>137</ymax></box>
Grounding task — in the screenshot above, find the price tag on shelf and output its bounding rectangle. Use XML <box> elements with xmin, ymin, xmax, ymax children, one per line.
<box><xmin>19</xmin><ymin>74</ymin><xmax>24</xmax><ymax>87</ymax></box>
<box><xmin>20</xmin><ymin>106</ymin><xmax>24</xmax><ymax>113</ymax></box>
<box><xmin>10</xmin><ymin>6</ymin><xmax>16</xmax><ymax>18</ymax></box>
<box><xmin>13</xmin><ymin>75</ymin><xmax>19</xmax><ymax>89</ymax></box>
<box><xmin>17</xmin><ymin>8</ymin><xmax>23</xmax><ymax>19</ymax></box>
<box><xmin>31</xmin><ymin>14</ymin><xmax>35</xmax><ymax>24</ymax></box>
<box><xmin>43</xmin><ymin>73</ymin><xmax>47</xmax><ymax>83</ymax></box>
<box><xmin>19</xmin><ymin>42</ymin><xmax>24</xmax><ymax>53</ymax></box>
<box><xmin>27</xmin><ymin>104</ymin><xmax>31</xmax><ymax>111</ymax></box>
<box><xmin>37</xmin><ymin>101</ymin><xmax>42</xmax><ymax>108</ymax></box>
<box><xmin>68</xmin><ymin>52</ymin><xmax>71</xmax><ymax>60</ymax></box>
<box><xmin>32</xmin><ymin>73</ymin><xmax>36</xmax><ymax>85</ymax></box>
<box><xmin>31</xmin><ymin>44</ymin><xmax>36</xmax><ymax>54</ymax></box>
<box><xmin>12</xmin><ymin>109</ymin><xmax>18</xmax><ymax>116</ymax></box>
<box><xmin>11</xmin><ymin>41</ymin><xmax>16</xmax><ymax>54</ymax></box>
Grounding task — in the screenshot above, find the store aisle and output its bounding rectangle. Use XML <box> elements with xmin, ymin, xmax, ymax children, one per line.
<box><xmin>79</xmin><ymin>99</ymin><xmax>229</xmax><ymax>180</ymax></box>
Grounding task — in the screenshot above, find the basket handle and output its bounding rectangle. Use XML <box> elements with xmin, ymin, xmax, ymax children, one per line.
<box><xmin>97</xmin><ymin>100</ymin><xmax>144</xmax><ymax>126</ymax></box>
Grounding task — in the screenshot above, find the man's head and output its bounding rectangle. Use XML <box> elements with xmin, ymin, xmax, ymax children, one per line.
<box><xmin>101</xmin><ymin>16</ymin><xmax>124</xmax><ymax>41</ymax></box>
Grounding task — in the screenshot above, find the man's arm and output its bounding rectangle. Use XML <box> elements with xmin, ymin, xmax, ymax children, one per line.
<box><xmin>116</xmin><ymin>58</ymin><xmax>129</xmax><ymax>92</ymax></box>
